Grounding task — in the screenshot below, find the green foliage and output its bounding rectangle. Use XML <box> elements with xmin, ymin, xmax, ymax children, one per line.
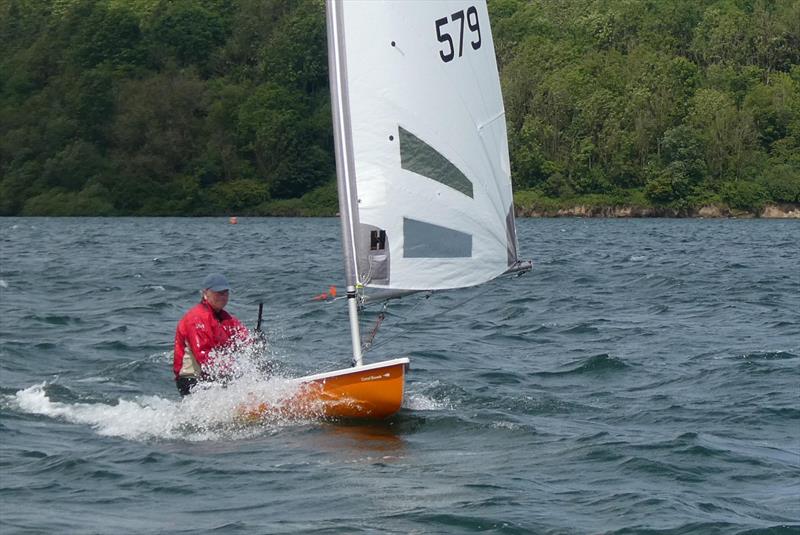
<box><xmin>148</xmin><ymin>1</ymin><xmax>229</xmax><ymax>69</ymax></box>
<box><xmin>135</xmin><ymin>175</ymin><xmax>202</xmax><ymax>215</ymax></box>
<box><xmin>259</xmin><ymin>0</ymin><xmax>327</xmax><ymax>93</ymax></box>
<box><xmin>645</xmin><ymin>165</ymin><xmax>692</xmax><ymax>206</ymax></box>
<box><xmin>540</xmin><ymin>172</ymin><xmax>574</xmax><ymax>198</ymax></box>
<box><xmin>254</xmin><ymin>180</ymin><xmax>337</xmax><ymax>216</ymax></box>
<box><xmin>513</xmin><ymin>189</ymin><xmax>562</xmax><ymax>214</ymax></box>
<box><xmin>296</xmin><ymin>179</ymin><xmax>338</xmax><ymax>215</ymax></box>
<box><xmin>40</xmin><ymin>140</ymin><xmax>107</xmax><ymax>191</ymax></box>
<box><xmin>206</xmin><ymin>178</ymin><xmax>270</xmax><ymax>213</ymax></box>
<box><xmin>111</xmin><ymin>68</ymin><xmax>208</xmax><ymax>176</ymax></box>
<box><xmin>1</xmin><ymin>0</ymin><xmax>798</xmax><ymax>216</ymax></box>
<box><xmin>514</xmin><ymin>188</ymin><xmax>651</xmax><ymax>215</ymax></box>
<box><xmin>690</xmin><ymin>4</ymin><xmax>750</xmax><ymax>67</ymax></box>
<box><xmin>497</xmin><ymin>0</ymin><xmax>798</xmax><ymax>215</ymax></box>
<box><xmin>688</xmin><ymin>88</ymin><xmax>758</xmax><ymax>180</ymax></box>
<box><xmin>759</xmin><ymin>164</ymin><xmax>800</xmax><ymax>203</ymax></box>
<box><xmin>720</xmin><ymin>180</ymin><xmax>769</xmax><ymax>213</ymax></box>
<box><xmin>21</xmin><ymin>184</ymin><xmax>116</xmax><ymax>216</ymax></box>
<box><xmin>236</xmin><ymin>82</ymin><xmax>332</xmax><ymax>198</ymax></box>
<box><xmin>744</xmin><ymin>73</ymin><xmax>798</xmax><ymax>149</ymax></box>
<box><xmin>69</xmin><ymin>2</ymin><xmax>147</xmax><ymax>71</ymax></box>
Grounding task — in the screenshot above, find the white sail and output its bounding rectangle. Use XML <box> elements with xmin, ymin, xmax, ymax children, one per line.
<box><xmin>328</xmin><ymin>0</ymin><xmax>522</xmax><ymax>300</ymax></box>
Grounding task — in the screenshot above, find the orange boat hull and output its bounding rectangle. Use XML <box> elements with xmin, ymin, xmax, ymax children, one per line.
<box><xmin>239</xmin><ymin>358</ymin><xmax>409</xmax><ymax>421</ymax></box>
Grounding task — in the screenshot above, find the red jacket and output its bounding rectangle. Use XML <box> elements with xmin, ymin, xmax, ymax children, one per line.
<box><xmin>173</xmin><ymin>301</ymin><xmax>249</xmax><ymax>379</ymax></box>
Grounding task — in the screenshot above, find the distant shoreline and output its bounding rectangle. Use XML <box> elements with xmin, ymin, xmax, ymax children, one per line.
<box><xmin>3</xmin><ymin>203</ymin><xmax>798</xmax><ymax>219</ymax></box>
<box><xmin>514</xmin><ymin>203</ymin><xmax>800</xmax><ymax>219</ymax></box>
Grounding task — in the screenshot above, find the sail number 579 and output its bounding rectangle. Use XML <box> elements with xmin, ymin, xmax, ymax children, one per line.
<box><xmin>435</xmin><ymin>6</ymin><xmax>482</xmax><ymax>63</ymax></box>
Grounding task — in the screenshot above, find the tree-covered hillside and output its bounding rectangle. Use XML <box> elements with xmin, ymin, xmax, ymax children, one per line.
<box><xmin>1</xmin><ymin>0</ymin><xmax>798</xmax><ymax>216</ymax></box>
<box><xmin>494</xmin><ymin>0</ymin><xmax>800</xmax><ymax>215</ymax></box>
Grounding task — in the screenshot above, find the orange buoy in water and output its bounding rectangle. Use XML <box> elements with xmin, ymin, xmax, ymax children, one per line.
<box><xmin>229</xmin><ymin>216</ymin><xmax>238</xmax><ymax>225</ymax></box>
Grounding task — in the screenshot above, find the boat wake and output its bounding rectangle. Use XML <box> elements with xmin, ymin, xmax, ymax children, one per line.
<box><xmin>5</xmin><ymin>340</ymin><xmax>332</xmax><ymax>440</ymax></box>
<box><xmin>403</xmin><ymin>380</ymin><xmax>457</xmax><ymax>411</ymax></box>
<box><xmin>4</xmin><ymin>335</ymin><xmax>457</xmax><ymax>440</ymax></box>
<box><xmin>8</xmin><ymin>379</ymin><xmax>456</xmax><ymax>442</ymax></box>
<box><xmin>6</xmin><ymin>373</ymin><xmax>319</xmax><ymax>442</ymax></box>
<box><xmin>7</xmin><ymin>372</ymin><xmax>462</xmax><ymax>442</ymax></box>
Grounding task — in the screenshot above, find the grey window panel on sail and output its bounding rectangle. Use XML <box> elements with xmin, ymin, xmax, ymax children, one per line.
<box><xmin>403</xmin><ymin>218</ymin><xmax>472</xmax><ymax>258</ymax></box>
<box><xmin>398</xmin><ymin>126</ymin><xmax>474</xmax><ymax>198</ymax></box>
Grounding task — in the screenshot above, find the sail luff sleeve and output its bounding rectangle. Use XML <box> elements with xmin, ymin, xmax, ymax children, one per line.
<box><xmin>326</xmin><ymin>0</ymin><xmax>360</xmax><ymax>288</ymax></box>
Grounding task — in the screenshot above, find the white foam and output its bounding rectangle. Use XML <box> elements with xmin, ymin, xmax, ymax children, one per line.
<box><xmin>8</xmin><ymin>341</ymin><xmax>314</xmax><ymax>441</ymax></box>
<box><xmin>403</xmin><ymin>391</ymin><xmax>454</xmax><ymax>411</ymax></box>
<box><xmin>492</xmin><ymin>420</ymin><xmax>522</xmax><ymax>430</ymax></box>
<box><xmin>0</xmin><ymin>280</ymin><xmax>7</xmax><ymax>288</ymax></box>
<box><xmin>9</xmin><ymin>377</ymin><xmax>309</xmax><ymax>442</ymax></box>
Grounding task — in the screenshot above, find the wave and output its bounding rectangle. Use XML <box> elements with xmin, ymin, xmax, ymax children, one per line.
<box><xmin>605</xmin><ymin>523</ymin><xmax>800</xmax><ymax>535</ymax></box>
<box><xmin>535</xmin><ymin>353</ymin><xmax>631</xmax><ymax>376</ymax></box>
<box><xmin>403</xmin><ymin>380</ymin><xmax>461</xmax><ymax>412</ymax></box>
<box><xmin>733</xmin><ymin>351</ymin><xmax>798</xmax><ymax>361</ymax></box>
<box><xmin>22</xmin><ymin>314</ymin><xmax>84</xmax><ymax>326</ymax></box>
<box><xmin>558</xmin><ymin>322</ymin><xmax>602</xmax><ymax>335</ymax></box>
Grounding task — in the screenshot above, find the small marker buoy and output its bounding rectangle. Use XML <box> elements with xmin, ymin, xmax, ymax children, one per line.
<box><xmin>229</xmin><ymin>216</ymin><xmax>238</xmax><ymax>225</ymax></box>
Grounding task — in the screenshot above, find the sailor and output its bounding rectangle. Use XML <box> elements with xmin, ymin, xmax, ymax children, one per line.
<box><xmin>173</xmin><ymin>273</ymin><xmax>249</xmax><ymax>396</ymax></box>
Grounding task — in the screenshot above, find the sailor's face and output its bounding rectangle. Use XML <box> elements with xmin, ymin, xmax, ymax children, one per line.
<box><xmin>204</xmin><ymin>289</ymin><xmax>229</xmax><ymax>312</ymax></box>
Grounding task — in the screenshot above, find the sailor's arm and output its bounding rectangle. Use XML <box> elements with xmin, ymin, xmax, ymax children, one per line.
<box><xmin>173</xmin><ymin>325</ymin><xmax>188</xmax><ymax>378</ymax></box>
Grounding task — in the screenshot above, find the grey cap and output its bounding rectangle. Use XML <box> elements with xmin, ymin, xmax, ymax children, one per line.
<box><xmin>202</xmin><ymin>273</ymin><xmax>230</xmax><ymax>292</ymax></box>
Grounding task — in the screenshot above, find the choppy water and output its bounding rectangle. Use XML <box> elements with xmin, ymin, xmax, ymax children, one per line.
<box><xmin>0</xmin><ymin>217</ymin><xmax>798</xmax><ymax>534</ymax></box>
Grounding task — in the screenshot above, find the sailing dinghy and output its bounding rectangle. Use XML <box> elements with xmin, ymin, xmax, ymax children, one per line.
<box><xmin>242</xmin><ymin>0</ymin><xmax>530</xmax><ymax>421</ymax></box>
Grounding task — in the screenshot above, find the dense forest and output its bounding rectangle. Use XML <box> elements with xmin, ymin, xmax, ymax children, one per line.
<box><xmin>1</xmin><ymin>0</ymin><xmax>798</xmax><ymax>216</ymax></box>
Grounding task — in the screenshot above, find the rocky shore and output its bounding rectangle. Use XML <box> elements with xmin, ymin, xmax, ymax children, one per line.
<box><xmin>515</xmin><ymin>203</ymin><xmax>800</xmax><ymax>219</ymax></box>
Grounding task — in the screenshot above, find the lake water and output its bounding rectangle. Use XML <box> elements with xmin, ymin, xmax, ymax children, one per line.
<box><xmin>1</xmin><ymin>217</ymin><xmax>798</xmax><ymax>534</ymax></box>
